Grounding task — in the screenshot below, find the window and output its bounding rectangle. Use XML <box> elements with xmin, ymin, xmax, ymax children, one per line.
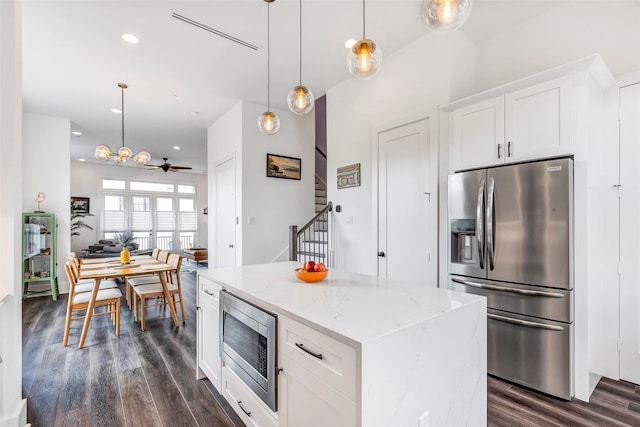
<box><xmin>100</xmin><ymin>179</ymin><xmax>198</xmax><ymax>251</ymax></box>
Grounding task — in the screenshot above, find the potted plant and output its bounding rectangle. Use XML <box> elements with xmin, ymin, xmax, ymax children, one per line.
<box><xmin>113</xmin><ymin>230</ymin><xmax>137</xmax><ymax>250</ymax></box>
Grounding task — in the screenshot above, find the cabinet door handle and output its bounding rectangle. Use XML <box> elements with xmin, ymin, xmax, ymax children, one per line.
<box><xmin>507</xmin><ymin>141</ymin><xmax>512</xmax><ymax>157</ymax></box>
<box><xmin>295</xmin><ymin>342</ymin><xmax>324</xmax><ymax>360</ymax></box>
<box><xmin>497</xmin><ymin>143</ymin><xmax>502</xmax><ymax>159</ymax></box>
<box><xmin>203</xmin><ymin>289</ymin><xmax>215</xmax><ymax>296</ymax></box>
<box><xmin>237</xmin><ymin>401</ymin><xmax>252</xmax><ymax>417</ymax></box>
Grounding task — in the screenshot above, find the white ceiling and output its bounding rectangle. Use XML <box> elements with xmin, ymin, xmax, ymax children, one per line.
<box><xmin>22</xmin><ymin>0</ymin><xmax>565</xmax><ymax>173</ymax></box>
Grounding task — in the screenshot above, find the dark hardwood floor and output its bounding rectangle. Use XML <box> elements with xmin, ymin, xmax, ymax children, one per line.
<box><xmin>22</xmin><ymin>270</ymin><xmax>640</xmax><ymax>426</ymax></box>
<box><xmin>22</xmin><ymin>270</ymin><xmax>243</xmax><ymax>427</ymax></box>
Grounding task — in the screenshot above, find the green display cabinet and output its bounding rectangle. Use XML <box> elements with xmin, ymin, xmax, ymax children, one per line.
<box><xmin>22</xmin><ymin>212</ymin><xmax>58</xmax><ymax>300</ymax></box>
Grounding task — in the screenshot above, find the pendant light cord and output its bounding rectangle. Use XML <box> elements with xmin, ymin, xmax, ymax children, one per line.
<box><xmin>362</xmin><ymin>0</ymin><xmax>366</xmax><ymax>39</ymax></box>
<box><xmin>267</xmin><ymin>2</ymin><xmax>271</xmax><ymax>111</ymax></box>
<box><xmin>121</xmin><ymin>85</ymin><xmax>125</xmax><ymax>149</ymax></box>
<box><xmin>299</xmin><ymin>0</ymin><xmax>302</xmax><ymax>86</ymax></box>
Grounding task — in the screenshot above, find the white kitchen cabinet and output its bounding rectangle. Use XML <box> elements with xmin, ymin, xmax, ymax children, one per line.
<box><xmin>452</xmin><ymin>96</ymin><xmax>505</xmax><ymax>170</ymax></box>
<box><xmin>450</xmin><ymin>75</ymin><xmax>573</xmax><ymax>171</ymax></box>
<box><xmin>504</xmin><ymin>75</ymin><xmax>573</xmax><ymax>161</ymax></box>
<box><xmin>196</xmin><ymin>274</ymin><xmax>222</xmax><ymax>392</ymax></box>
<box><xmin>221</xmin><ymin>366</ymin><xmax>278</xmax><ymax>427</ymax></box>
<box><xmin>277</xmin><ymin>314</ymin><xmax>357</xmax><ymax>427</ymax></box>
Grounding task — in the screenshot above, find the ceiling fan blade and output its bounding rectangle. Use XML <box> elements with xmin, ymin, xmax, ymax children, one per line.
<box><xmin>169</xmin><ymin>166</ymin><xmax>193</xmax><ymax>170</ymax></box>
<box><xmin>146</xmin><ymin>165</ymin><xmax>162</xmax><ymax>169</ymax></box>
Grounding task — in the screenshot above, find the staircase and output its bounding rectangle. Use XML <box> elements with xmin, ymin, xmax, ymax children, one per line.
<box><xmin>289</xmin><ymin>178</ymin><xmax>332</xmax><ymax>267</ymax></box>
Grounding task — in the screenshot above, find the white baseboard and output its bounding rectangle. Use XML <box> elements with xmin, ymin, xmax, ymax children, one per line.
<box><xmin>0</xmin><ymin>398</ymin><xmax>27</xmax><ymax>427</ymax></box>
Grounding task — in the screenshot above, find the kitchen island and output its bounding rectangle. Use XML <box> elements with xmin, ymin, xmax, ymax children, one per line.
<box><xmin>197</xmin><ymin>261</ymin><xmax>487</xmax><ymax>427</ymax></box>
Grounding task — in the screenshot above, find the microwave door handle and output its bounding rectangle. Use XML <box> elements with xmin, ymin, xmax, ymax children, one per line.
<box><xmin>486</xmin><ymin>177</ymin><xmax>496</xmax><ymax>271</ymax></box>
<box><xmin>476</xmin><ymin>179</ymin><xmax>485</xmax><ymax>269</ymax></box>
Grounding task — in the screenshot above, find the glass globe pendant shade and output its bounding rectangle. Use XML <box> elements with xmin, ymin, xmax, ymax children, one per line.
<box><xmin>118</xmin><ymin>146</ymin><xmax>133</xmax><ymax>159</ymax></box>
<box><xmin>257</xmin><ymin>111</ymin><xmax>280</xmax><ymax>135</ymax></box>
<box><xmin>95</xmin><ymin>145</ymin><xmax>112</xmax><ymax>161</ymax></box>
<box><xmin>113</xmin><ymin>155</ymin><xmax>126</xmax><ymax>164</ymax></box>
<box><xmin>133</xmin><ymin>151</ymin><xmax>151</xmax><ymax>165</ymax></box>
<box><xmin>348</xmin><ymin>39</ymin><xmax>382</xmax><ymax>80</ymax></box>
<box><xmin>422</xmin><ymin>0</ymin><xmax>473</xmax><ymax>34</ymax></box>
<box><xmin>287</xmin><ymin>85</ymin><xmax>315</xmax><ymax>115</ymax></box>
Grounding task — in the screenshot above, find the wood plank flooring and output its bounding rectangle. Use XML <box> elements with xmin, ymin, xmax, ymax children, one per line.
<box><xmin>22</xmin><ymin>270</ymin><xmax>640</xmax><ymax>426</ymax></box>
<box><xmin>22</xmin><ymin>270</ymin><xmax>243</xmax><ymax>427</ymax></box>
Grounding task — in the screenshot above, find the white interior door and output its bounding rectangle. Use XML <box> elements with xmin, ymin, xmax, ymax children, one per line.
<box><xmin>215</xmin><ymin>157</ymin><xmax>236</xmax><ymax>268</ymax></box>
<box><xmin>378</xmin><ymin>118</ymin><xmax>436</xmax><ymax>284</ymax></box>
<box><xmin>620</xmin><ymin>83</ymin><xmax>640</xmax><ymax>384</ymax></box>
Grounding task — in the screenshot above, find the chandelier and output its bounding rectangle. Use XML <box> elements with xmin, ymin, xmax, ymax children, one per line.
<box><xmin>95</xmin><ymin>83</ymin><xmax>151</xmax><ymax>164</ymax></box>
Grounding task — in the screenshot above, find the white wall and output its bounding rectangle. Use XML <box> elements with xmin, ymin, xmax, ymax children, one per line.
<box><xmin>0</xmin><ymin>0</ymin><xmax>27</xmax><ymax>424</ymax></box>
<box><xmin>241</xmin><ymin>101</ymin><xmax>315</xmax><ymax>265</ymax></box>
<box><xmin>70</xmin><ymin>160</ymin><xmax>208</xmax><ymax>252</ymax></box>
<box><xmin>22</xmin><ymin>113</ymin><xmax>71</xmax><ymax>294</ymax></box>
<box><xmin>326</xmin><ymin>32</ymin><xmax>471</xmax><ymax>275</ymax></box>
<box><xmin>207</xmin><ymin>100</ymin><xmax>315</xmax><ymax>267</ymax></box>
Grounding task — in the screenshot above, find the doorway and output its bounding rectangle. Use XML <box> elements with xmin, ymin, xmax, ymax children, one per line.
<box><xmin>214</xmin><ymin>156</ymin><xmax>237</xmax><ymax>268</ymax></box>
<box><xmin>619</xmin><ymin>83</ymin><xmax>640</xmax><ymax>384</ymax></box>
<box><xmin>377</xmin><ymin>118</ymin><xmax>437</xmax><ymax>284</ymax></box>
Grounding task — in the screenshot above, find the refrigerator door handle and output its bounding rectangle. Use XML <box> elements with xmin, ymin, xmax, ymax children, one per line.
<box><xmin>451</xmin><ymin>277</ymin><xmax>565</xmax><ymax>298</ymax></box>
<box><xmin>476</xmin><ymin>179</ymin><xmax>486</xmax><ymax>269</ymax></box>
<box><xmin>486</xmin><ymin>177</ymin><xmax>496</xmax><ymax>271</ymax></box>
<box><xmin>488</xmin><ymin>313</ymin><xmax>565</xmax><ymax>332</ymax></box>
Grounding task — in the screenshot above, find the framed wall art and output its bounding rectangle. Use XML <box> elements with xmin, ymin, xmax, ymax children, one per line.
<box><xmin>70</xmin><ymin>196</ymin><xmax>90</xmax><ymax>213</ymax></box>
<box><xmin>337</xmin><ymin>163</ymin><xmax>361</xmax><ymax>189</ymax></box>
<box><xmin>266</xmin><ymin>153</ymin><xmax>301</xmax><ymax>180</ymax></box>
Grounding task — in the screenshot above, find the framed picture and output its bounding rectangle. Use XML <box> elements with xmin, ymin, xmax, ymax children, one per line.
<box><xmin>337</xmin><ymin>163</ymin><xmax>361</xmax><ymax>189</ymax></box>
<box><xmin>266</xmin><ymin>153</ymin><xmax>301</xmax><ymax>180</ymax></box>
<box><xmin>71</xmin><ymin>196</ymin><xmax>90</xmax><ymax>213</ymax></box>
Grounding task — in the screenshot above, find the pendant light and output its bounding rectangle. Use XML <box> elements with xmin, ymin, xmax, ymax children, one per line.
<box><xmin>287</xmin><ymin>0</ymin><xmax>314</xmax><ymax>115</ymax></box>
<box><xmin>95</xmin><ymin>83</ymin><xmax>151</xmax><ymax>164</ymax></box>
<box><xmin>422</xmin><ymin>0</ymin><xmax>474</xmax><ymax>34</ymax></box>
<box><xmin>347</xmin><ymin>0</ymin><xmax>382</xmax><ymax>80</ymax></box>
<box><xmin>257</xmin><ymin>0</ymin><xmax>281</xmax><ymax>135</ymax></box>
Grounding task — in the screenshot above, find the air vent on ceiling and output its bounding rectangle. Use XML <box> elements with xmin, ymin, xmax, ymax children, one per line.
<box><xmin>171</xmin><ymin>12</ymin><xmax>261</xmax><ymax>51</ymax></box>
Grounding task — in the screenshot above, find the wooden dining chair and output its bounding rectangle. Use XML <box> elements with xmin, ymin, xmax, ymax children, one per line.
<box><xmin>63</xmin><ymin>262</ymin><xmax>122</xmax><ymax>346</ymax></box>
<box><xmin>66</xmin><ymin>259</ymin><xmax>118</xmax><ymax>292</ymax></box>
<box><xmin>132</xmin><ymin>253</ymin><xmax>185</xmax><ymax>331</ymax></box>
<box><xmin>125</xmin><ymin>249</ymin><xmax>167</xmax><ymax>309</ymax></box>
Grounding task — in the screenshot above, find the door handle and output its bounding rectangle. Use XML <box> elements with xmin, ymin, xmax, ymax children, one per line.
<box><xmin>451</xmin><ymin>278</ymin><xmax>564</xmax><ymax>298</ymax></box>
<box><xmin>486</xmin><ymin>177</ymin><xmax>496</xmax><ymax>271</ymax></box>
<box><xmin>488</xmin><ymin>313</ymin><xmax>564</xmax><ymax>331</ymax></box>
<box><xmin>377</xmin><ymin>251</ymin><xmax>385</xmax><ymax>257</ymax></box>
<box><xmin>228</xmin><ymin>244</ymin><xmax>234</xmax><ymax>248</ymax></box>
<box><xmin>476</xmin><ymin>179</ymin><xmax>485</xmax><ymax>270</ymax></box>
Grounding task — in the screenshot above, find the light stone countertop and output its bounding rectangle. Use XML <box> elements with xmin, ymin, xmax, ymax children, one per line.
<box><xmin>198</xmin><ymin>261</ymin><xmax>484</xmax><ymax>346</ymax></box>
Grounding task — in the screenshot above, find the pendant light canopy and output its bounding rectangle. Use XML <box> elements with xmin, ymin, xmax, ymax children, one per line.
<box><xmin>287</xmin><ymin>0</ymin><xmax>314</xmax><ymax>115</ymax></box>
<box><xmin>258</xmin><ymin>0</ymin><xmax>281</xmax><ymax>135</ymax></box>
<box><xmin>347</xmin><ymin>0</ymin><xmax>382</xmax><ymax>80</ymax></box>
<box><xmin>422</xmin><ymin>0</ymin><xmax>474</xmax><ymax>34</ymax></box>
<box><xmin>95</xmin><ymin>83</ymin><xmax>151</xmax><ymax>165</ymax></box>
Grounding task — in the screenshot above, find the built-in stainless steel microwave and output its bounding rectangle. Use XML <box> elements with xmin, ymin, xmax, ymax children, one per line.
<box><xmin>220</xmin><ymin>290</ymin><xmax>277</xmax><ymax>411</ymax></box>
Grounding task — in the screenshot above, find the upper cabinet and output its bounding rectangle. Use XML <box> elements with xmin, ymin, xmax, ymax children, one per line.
<box><xmin>451</xmin><ymin>76</ymin><xmax>573</xmax><ymax>171</ymax></box>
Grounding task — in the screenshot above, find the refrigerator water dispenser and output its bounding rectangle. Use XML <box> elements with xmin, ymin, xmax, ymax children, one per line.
<box><xmin>450</xmin><ymin>219</ymin><xmax>477</xmax><ymax>264</ymax></box>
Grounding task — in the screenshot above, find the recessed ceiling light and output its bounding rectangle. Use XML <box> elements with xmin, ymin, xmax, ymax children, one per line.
<box><xmin>72</xmin><ymin>131</ymin><xmax>82</xmax><ymax>136</ymax></box>
<box><xmin>345</xmin><ymin>39</ymin><xmax>357</xmax><ymax>49</ymax></box>
<box><xmin>173</xmin><ymin>146</ymin><xmax>181</xmax><ymax>150</ymax></box>
<box><xmin>111</xmin><ymin>108</ymin><xmax>122</xmax><ymax>114</ymax></box>
<box><xmin>122</xmin><ymin>33</ymin><xmax>139</xmax><ymax>44</ymax></box>
<box><xmin>190</xmin><ymin>111</ymin><xmax>201</xmax><ymax>116</ymax></box>
<box><xmin>78</xmin><ymin>158</ymin><xmax>86</xmax><ymax>162</ymax></box>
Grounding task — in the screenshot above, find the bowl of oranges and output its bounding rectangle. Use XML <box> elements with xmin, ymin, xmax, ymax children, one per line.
<box><xmin>294</xmin><ymin>261</ymin><xmax>328</xmax><ymax>283</ymax></box>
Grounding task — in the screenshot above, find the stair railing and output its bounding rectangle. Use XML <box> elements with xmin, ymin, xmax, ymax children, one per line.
<box><xmin>289</xmin><ymin>201</ymin><xmax>333</xmax><ymax>267</ymax></box>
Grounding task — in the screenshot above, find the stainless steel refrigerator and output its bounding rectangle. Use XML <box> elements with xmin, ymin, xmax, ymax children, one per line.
<box><xmin>448</xmin><ymin>157</ymin><xmax>573</xmax><ymax>400</ymax></box>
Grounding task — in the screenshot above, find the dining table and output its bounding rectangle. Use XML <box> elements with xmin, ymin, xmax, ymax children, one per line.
<box><xmin>77</xmin><ymin>255</ymin><xmax>179</xmax><ymax>349</ymax></box>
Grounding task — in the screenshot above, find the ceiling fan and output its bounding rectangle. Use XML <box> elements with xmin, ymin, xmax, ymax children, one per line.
<box><xmin>146</xmin><ymin>157</ymin><xmax>193</xmax><ymax>173</ymax></box>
